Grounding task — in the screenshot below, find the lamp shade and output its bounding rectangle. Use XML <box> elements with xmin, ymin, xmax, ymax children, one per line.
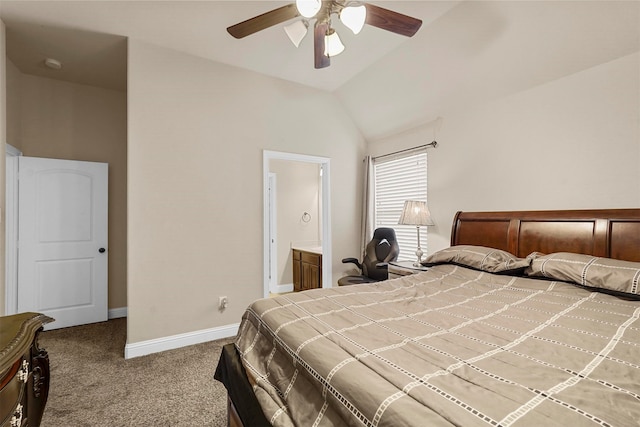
<box><xmin>340</xmin><ymin>5</ymin><xmax>366</xmax><ymax>34</ymax></box>
<box><xmin>398</xmin><ymin>200</ymin><xmax>434</xmax><ymax>226</ymax></box>
<box><xmin>284</xmin><ymin>20</ymin><xmax>308</xmax><ymax>47</ymax></box>
<box><xmin>324</xmin><ymin>29</ymin><xmax>345</xmax><ymax>57</ymax></box>
<box><xmin>296</xmin><ymin>0</ymin><xmax>322</xmax><ymax>18</ymax></box>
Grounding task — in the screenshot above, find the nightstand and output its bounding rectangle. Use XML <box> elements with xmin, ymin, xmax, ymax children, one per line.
<box><xmin>0</xmin><ymin>312</ymin><xmax>53</xmax><ymax>427</ymax></box>
<box><xmin>388</xmin><ymin>260</ymin><xmax>429</xmax><ymax>279</ymax></box>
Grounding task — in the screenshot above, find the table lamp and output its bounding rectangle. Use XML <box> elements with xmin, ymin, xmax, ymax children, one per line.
<box><xmin>398</xmin><ymin>200</ymin><xmax>434</xmax><ymax>266</ymax></box>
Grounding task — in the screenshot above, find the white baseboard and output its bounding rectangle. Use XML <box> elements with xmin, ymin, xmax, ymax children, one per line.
<box><xmin>271</xmin><ymin>283</ymin><xmax>293</xmax><ymax>294</ymax></box>
<box><xmin>124</xmin><ymin>322</ymin><xmax>239</xmax><ymax>359</ymax></box>
<box><xmin>108</xmin><ymin>307</ymin><xmax>128</xmax><ymax>319</ymax></box>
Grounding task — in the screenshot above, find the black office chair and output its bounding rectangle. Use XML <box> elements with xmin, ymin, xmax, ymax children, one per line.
<box><xmin>338</xmin><ymin>228</ymin><xmax>400</xmax><ymax>286</ymax></box>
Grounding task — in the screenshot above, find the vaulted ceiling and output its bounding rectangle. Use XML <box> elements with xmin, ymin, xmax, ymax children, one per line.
<box><xmin>2</xmin><ymin>1</ymin><xmax>638</xmax><ymax>140</ymax></box>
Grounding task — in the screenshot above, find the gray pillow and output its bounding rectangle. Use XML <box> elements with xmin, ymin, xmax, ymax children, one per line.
<box><xmin>422</xmin><ymin>245</ymin><xmax>531</xmax><ymax>274</ymax></box>
<box><xmin>526</xmin><ymin>252</ymin><xmax>640</xmax><ymax>296</ymax></box>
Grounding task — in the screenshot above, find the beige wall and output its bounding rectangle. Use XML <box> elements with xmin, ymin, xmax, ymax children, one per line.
<box><xmin>369</xmin><ymin>52</ymin><xmax>640</xmax><ymax>255</ymax></box>
<box><xmin>0</xmin><ymin>21</ymin><xmax>6</xmax><ymax>314</ymax></box>
<box><xmin>5</xmin><ymin>59</ymin><xmax>20</xmax><ymax>150</ymax></box>
<box><xmin>270</xmin><ymin>159</ymin><xmax>321</xmax><ymax>286</ymax></box>
<box><xmin>5</xmin><ymin>66</ymin><xmax>128</xmax><ymax>311</ymax></box>
<box><xmin>127</xmin><ymin>40</ymin><xmax>364</xmax><ymax>343</ymax></box>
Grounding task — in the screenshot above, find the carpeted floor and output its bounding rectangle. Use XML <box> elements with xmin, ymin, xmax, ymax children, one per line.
<box><xmin>38</xmin><ymin>318</ymin><xmax>234</xmax><ymax>426</ymax></box>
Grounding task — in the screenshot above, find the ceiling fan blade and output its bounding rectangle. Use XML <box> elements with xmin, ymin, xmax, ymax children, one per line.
<box><xmin>227</xmin><ymin>3</ymin><xmax>299</xmax><ymax>39</ymax></box>
<box><xmin>314</xmin><ymin>22</ymin><xmax>330</xmax><ymax>69</ymax></box>
<box><xmin>364</xmin><ymin>4</ymin><xmax>423</xmax><ymax>37</ymax></box>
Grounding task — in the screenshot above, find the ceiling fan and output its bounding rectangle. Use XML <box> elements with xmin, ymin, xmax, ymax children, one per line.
<box><xmin>227</xmin><ymin>1</ymin><xmax>423</xmax><ymax>69</ymax></box>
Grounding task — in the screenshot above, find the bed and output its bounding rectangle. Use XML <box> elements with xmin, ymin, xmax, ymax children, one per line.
<box><xmin>215</xmin><ymin>208</ymin><xmax>640</xmax><ymax>426</ymax></box>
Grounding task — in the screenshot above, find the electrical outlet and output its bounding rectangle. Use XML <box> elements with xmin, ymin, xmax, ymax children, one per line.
<box><xmin>218</xmin><ymin>296</ymin><xmax>228</xmax><ymax>310</ymax></box>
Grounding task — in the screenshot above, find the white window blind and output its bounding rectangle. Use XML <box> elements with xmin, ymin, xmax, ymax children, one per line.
<box><xmin>374</xmin><ymin>149</ymin><xmax>428</xmax><ymax>261</ymax></box>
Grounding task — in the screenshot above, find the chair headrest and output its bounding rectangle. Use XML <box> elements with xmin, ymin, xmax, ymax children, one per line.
<box><xmin>372</xmin><ymin>227</ymin><xmax>397</xmax><ymax>241</ymax></box>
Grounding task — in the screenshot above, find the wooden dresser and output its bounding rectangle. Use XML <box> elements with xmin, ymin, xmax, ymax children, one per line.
<box><xmin>292</xmin><ymin>248</ymin><xmax>322</xmax><ymax>292</ymax></box>
<box><xmin>1</xmin><ymin>313</ymin><xmax>53</xmax><ymax>427</ymax></box>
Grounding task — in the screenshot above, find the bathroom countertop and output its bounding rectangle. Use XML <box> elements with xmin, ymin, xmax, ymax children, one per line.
<box><xmin>291</xmin><ymin>245</ymin><xmax>322</xmax><ymax>255</ymax></box>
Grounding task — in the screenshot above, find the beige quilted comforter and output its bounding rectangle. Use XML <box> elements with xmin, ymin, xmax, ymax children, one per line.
<box><xmin>235</xmin><ymin>264</ymin><xmax>640</xmax><ymax>426</ymax></box>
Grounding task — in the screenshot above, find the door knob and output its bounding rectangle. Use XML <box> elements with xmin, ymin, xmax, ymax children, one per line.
<box><xmin>99</xmin><ymin>248</ymin><xmax>106</xmax><ymax>253</ymax></box>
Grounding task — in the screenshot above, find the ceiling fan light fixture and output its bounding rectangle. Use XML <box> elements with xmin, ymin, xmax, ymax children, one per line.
<box><xmin>284</xmin><ymin>20</ymin><xmax>309</xmax><ymax>47</ymax></box>
<box><xmin>296</xmin><ymin>0</ymin><xmax>322</xmax><ymax>18</ymax></box>
<box><xmin>324</xmin><ymin>28</ymin><xmax>345</xmax><ymax>57</ymax></box>
<box><xmin>227</xmin><ymin>2</ymin><xmax>423</xmax><ymax>68</ymax></box>
<box><xmin>340</xmin><ymin>5</ymin><xmax>366</xmax><ymax>34</ymax></box>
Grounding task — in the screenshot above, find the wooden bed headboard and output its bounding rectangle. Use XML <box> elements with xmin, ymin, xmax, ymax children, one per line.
<box><xmin>451</xmin><ymin>209</ymin><xmax>640</xmax><ymax>262</ymax></box>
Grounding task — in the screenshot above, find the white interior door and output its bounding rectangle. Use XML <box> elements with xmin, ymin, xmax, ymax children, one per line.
<box><xmin>18</xmin><ymin>157</ymin><xmax>108</xmax><ymax>330</ymax></box>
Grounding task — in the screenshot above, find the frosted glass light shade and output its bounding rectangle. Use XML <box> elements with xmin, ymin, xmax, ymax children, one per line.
<box><xmin>296</xmin><ymin>0</ymin><xmax>321</xmax><ymax>18</ymax></box>
<box><xmin>340</xmin><ymin>5</ymin><xmax>366</xmax><ymax>34</ymax></box>
<box><xmin>324</xmin><ymin>29</ymin><xmax>345</xmax><ymax>57</ymax></box>
<box><xmin>284</xmin><ymin>20</ymin><xmax>308</xmax><ymax>47</ymax></box>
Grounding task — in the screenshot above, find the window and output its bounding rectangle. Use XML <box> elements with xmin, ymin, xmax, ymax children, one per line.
<box><xmin>374</xmin><ymin>149</ymin><xmax>428</xmax><ymax>261</ymax></box>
